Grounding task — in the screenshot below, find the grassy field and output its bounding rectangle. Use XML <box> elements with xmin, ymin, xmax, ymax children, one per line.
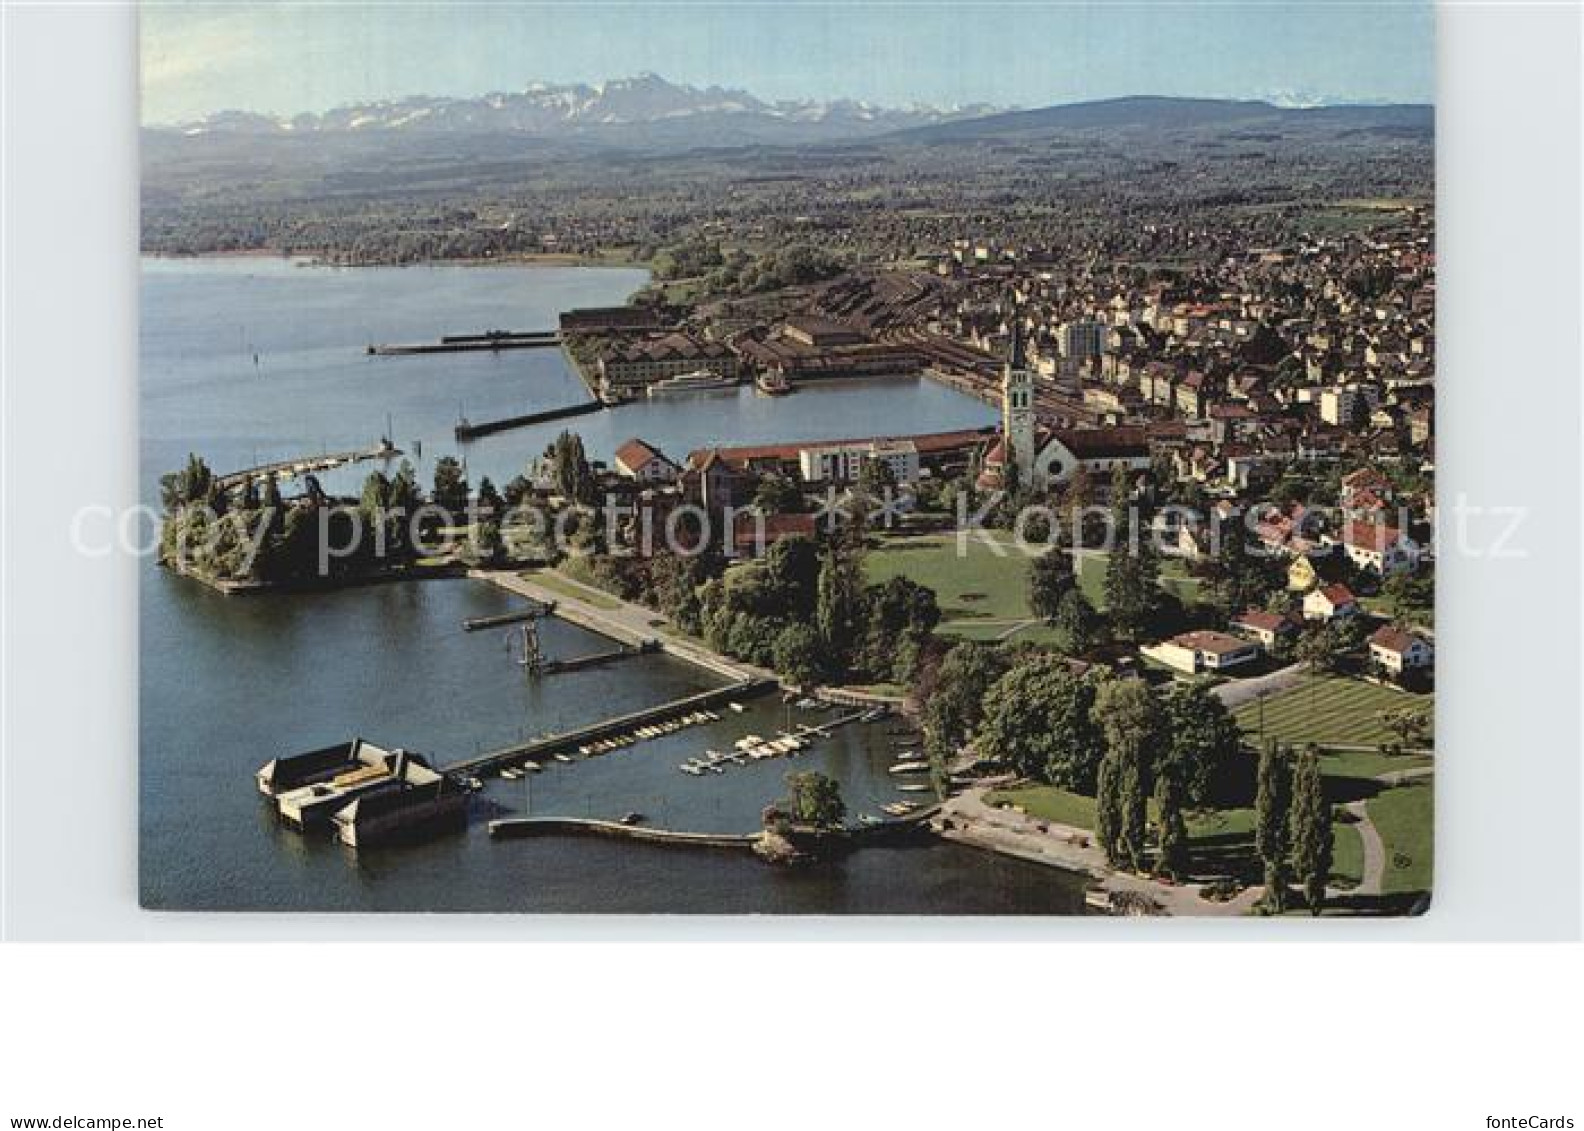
<box><xmin>1331</xmin><ymin>822</ymin><xmax>1365</xmax><ymax>888</ymax></box>
<box><xmin>1369</xmin><ymin>781</ymin><xmax>1435</xmax><ymax>895</ymax></box>
<box><xmin>1235</xmin><ymin>675</ymin><xmax>1434</xmax><ymax>750</ymax></box>
<box><xmin>984</xmin><ymin>785</ymin><xmax>1097</xmax><ymax>830</ymax></box>
<box><xmin>865</xmin><ymin>536</ymin><xmax>1203</xmax><ymax>647</ymax></box>
<box><xmin>866</xmin><ymin>534</ymin><xmax>1039</xmax><ymax>623</ymax></box>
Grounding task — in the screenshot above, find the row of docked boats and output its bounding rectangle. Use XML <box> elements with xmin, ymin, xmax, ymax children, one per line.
<box><xmin>678</xmin><ymin>728</ymin><xmax>812</xmax><ymax>776</ymax></box>
<box><xmin>488</xmin><ymin>709</ymin><xmax>725</xmax><ymax>781</ymax></box>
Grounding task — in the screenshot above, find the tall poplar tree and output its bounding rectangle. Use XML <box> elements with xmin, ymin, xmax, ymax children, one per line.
<box><xmin>1289</xmin><ymin>745</ymin><xmax>1334</xmax><ymax>915</ymax></box>
<box><xmin>1095</xmin><ymin>678</ymin><xmax>1163</xmax><ymax>874</ymax></box>
<box><xmin>1255</xmin><ymin>741</ymin><xmax>1294</xmax><ymax>911</ymax></box>
<box><xmin>1153</xmin><ymin>758</ymin><xmax>1190</xmax><ymax>881</ymax></box>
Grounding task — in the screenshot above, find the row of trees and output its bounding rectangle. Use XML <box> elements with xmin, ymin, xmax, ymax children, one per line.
<box><xmin>915</xmin><ymin>643</ymin><xmax>1245</xmax><ymax>882</ymax></box>
<box><xmin>1255</xmin><ymin>743</ymin><xmax>1335</xmax><ymax>915</ymax></box>
<box><xmin>159</xmin><ymin>451</ymin><xmax>504</xmax><ymax>584</ymax></box>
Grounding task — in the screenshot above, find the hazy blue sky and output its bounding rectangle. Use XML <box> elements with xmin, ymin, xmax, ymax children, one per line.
<box><xmin>141</xmin><ymin>2</ymin><xmax>1435</xmax><ymax>124</ymax></box>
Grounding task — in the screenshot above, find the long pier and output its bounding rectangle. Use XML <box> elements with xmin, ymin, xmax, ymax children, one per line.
<box><xmin>215</xmin><ymin>444</ymin><xmax>399</xmax><ymax>491</ymax></box>
<box><xmin>368</xmin><ymin>330</ymin><xmax>561</xmax><ymax>356</ymax></box>
<box><xmin>442</xmin><ymin>677</ymin><xmax>778</xmax><ymax>777</ymax></box>
<box><xmin>455</xmin><ymin>399</ymin><xmax>603</xmax><ymax>441</ymax></box>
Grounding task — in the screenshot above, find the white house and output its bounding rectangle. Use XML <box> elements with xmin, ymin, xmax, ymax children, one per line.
<box><xmin>1304</xmin><ymin>583</ymin><xmax>1360</xmax><ymax>622</ymax></box>
<box><xmin>1338</xmin><ymin>521</ymin><xmax>1420</xmax><ymax>576</ymax></box>
<box><xmin>1368</xmin><ymin>626</ymin><xmax>1434</xmax><ymax>675</ymax></box>
<box><xmin>1142</xmin><ymin>631</ymin><xmax>1262</xmax><ymax>676</ymax></box>
<box><xmin>1230</xmin><ymin>609</ymin><xmax>1299</xmax><ymax>648</ymax></box>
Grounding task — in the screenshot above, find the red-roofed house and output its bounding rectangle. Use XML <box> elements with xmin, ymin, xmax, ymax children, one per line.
<box><xmin>731</xmin><ymin>511</ymin><xmax>818</xmax><ymax>559</ymax></box>
<box><xmin>1142</xmin><ymin>630</ymin><xmax>1262</xmax><ymax>676</ymax></box>
<box><xmin>1230</xmin><ymin>608</ymin><xmax>1299</xmax><ymax>648</ymax></box>
<box><xmin>613</xmin><ymin>438</ymin><xmax>680</xmax><ymax>483</ymax></box>
<box><xmin>1368</xmin><ymin>625</ymin><xmax>1434</xmax><ymax>675</ymax></box>
<box><xmin>1338</xmin><ymin>521</ymin><xmax>1420</xmax><ymax>576</ymax></box>
<box><xmin>1304</xmin><ymin>584</ymin><xmax>1360</xmax><ymax>622</ymax></box>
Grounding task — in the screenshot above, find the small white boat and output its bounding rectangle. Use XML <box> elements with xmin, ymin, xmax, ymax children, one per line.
<box><xmin>896</xmin><ymin>783</ymin><xmax>932</xmax><ymax>792</ymax></box>
<box><xmin>521</xmin><ymin>761</ymin><xmax>543</xmax><ymax>773</ymax></box>
<box><xmin>554</xmin><ymin>753</ymin><xmax>574</xmax><ymax>764</ymax></box>
<box><xmin>728</xmin><ymin>702</ymin><xmax>746</xmax><ymax>714</ymax></box>
<box><xmin>890</xmin><ymin>761</ymin><xmax>930</xmax><ymax>774</ymax></box>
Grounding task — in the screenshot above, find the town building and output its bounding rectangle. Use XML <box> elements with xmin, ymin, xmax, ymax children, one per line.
<box><xmin>1230</xmin><ymin>608</ymin><xmax>1299</xmax><ymax>648</ymax></box>
<box><xmin>599</xmin><ymin>332</ymin><xmax>738</xmax><ymax>397</ymax></box>
<box><xmin>1368</xmin><ymin>626</ymin><xmax>1435</xmax><ymax>676</ymax></box>
<box><xmin>1143</xmin><ymin>630</ymin><xmax>1263</xmax><ymax>676</ymax></box>
<box><xmin>613</xmin><ymin>438</ymin><xmax>681</xmax><ymax>483</ymax></box>
<box><xmin>1304</xmin><ymin>583</ymin><xmax>1360</xmax><ymax>621</ymax></box>
<box><xmin>1337</xmin><ymin>521</ymin><xmax>1420</xmax><ymax>576</ymax></box>
<box><xmin>798</xmin><ymin>439</ymin><xmax>920</xmax><ymax>485</ymax></box>
<box><xmin>984</xmin><ymin>325</ymin><xmax>1150</xmax><ymax>489</ymax></box>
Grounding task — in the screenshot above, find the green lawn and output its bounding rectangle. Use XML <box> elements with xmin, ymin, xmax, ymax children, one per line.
<box><xmin>984</xmin><ymin>785</ymin><xmax>1097</xmax><ymax>830</ymax></box>
<box><xmin>1235</xmin><ymin>676</ymin><xmax>1434</xmax><ymax>750</ymax></box>
<box><xmin>1369</xmin><ymin>781</ymin><xmax>1434</xmax><ymax>895</ymax></box>
<box><xmin>521</xmin><ymin>568</ymin><xmax>623</xmax><ymax>610</ymax></box>
<box><xmin>1331</xmin><ymin>821</ymin><xmax>1365</xmax><ymax>888</ymax></box>
<box><xmin>865</xmin><ymin>536</ymin><xmax>1204</xmax><ymax>645</ymax></box>
<box><xmin>1319</xmin><ymin>748</ymin><xmax>1434</xmax><ymax>784</ymax></box>
<box><xmin>866</xmin><ymin>534</ymin><xmax>1042</xmax><ymax>626</ymax></box>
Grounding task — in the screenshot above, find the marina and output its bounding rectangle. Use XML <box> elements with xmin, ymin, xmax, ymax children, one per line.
<box><xmin>139</xmin><ymin>257</ymin><xmax>1079</xmax><ymax>914</ymax></box>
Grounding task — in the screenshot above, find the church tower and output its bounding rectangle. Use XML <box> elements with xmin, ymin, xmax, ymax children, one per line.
<box><xmin>1002</xmin><ymin>317</ymin><xmax>1037</xmax><ymax>486</ymax></box>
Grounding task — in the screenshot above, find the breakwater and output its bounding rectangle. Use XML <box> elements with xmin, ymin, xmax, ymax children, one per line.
<box><xmin>368</xmin><ymin>330</ymin><xmax>561</xmax><ymax>356</ymax></box>
<box><xmin>455</xmin><ymin>398</ymin><xmax>603</xmax><ymax>441</ymax></box>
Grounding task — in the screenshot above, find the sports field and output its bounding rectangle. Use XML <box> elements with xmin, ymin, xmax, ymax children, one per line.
<box><xmin>1234</xmin><ymin>676</ymin><xmax>1434</xmax><ymax>750</ymax></box>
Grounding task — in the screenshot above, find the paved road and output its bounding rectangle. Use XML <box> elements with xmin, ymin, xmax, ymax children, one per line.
<box><xmin>1213</xmin><ymin>662</ymin><xmax>1308</xmax><ymax>710</ymax></box>
<box><xmin>1343</xmin><ymin>799</ymin><xmax>1386</xmax><ymax>895</ymax></box>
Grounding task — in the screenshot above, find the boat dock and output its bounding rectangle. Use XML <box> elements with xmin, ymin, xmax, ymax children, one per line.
<box><xmin>675</xmin><ymin>707</ymin><xmax>882</xmax><ymax>777</ymax></box>
<box><xmin>539</xmin><ymin>641</ymin><xmax>659</xmax><ymax>675</ymax></box>
<box><xmin>461</xmin><ymin>602</ymin><xmax>555</xmax><ymax>631</ymax></box>
<box><xmin>442</xmin><ymin>678</ymin><xmax>778</xmax><ymax>778</ymax></box>
<box><xmin>367</xmin><ymin>330</ymin><xmax>562</xmax><ymax>356</ymax></box>
<box><xmin>454</xmin><ymin>398</ymin><xmax>602</xmax><ymax>441</ymax></box>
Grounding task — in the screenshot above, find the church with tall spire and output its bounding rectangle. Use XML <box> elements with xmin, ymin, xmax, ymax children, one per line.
<box><xmin>983</xmin><ymin>309</ymin><xmax>1152</xmax><ymax>492</ymax></box>
<box><xmin>1001</xmin><ymin>317</ymin><xmax>1037</xmax><ymax>487</ymax></box>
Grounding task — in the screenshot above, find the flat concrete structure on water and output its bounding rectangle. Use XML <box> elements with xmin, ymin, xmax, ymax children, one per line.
<box><xmin>258</xmin><ymin>738</ymin><xmax>466</xmax><ymax>847</ymax></box>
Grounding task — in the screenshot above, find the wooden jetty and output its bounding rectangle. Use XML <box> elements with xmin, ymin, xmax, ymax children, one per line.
<box><xmin>367</xmin><ymin>330</ymin><xmax>561</xmax><ymax>356</ymax></box>
<box><xmin>461</xmin><ymin>602</ymin><xmax>556</xmax><ymax>632</ymax></box>
<box><xmin>540</xmin><ymin>641</ymin><xmax>658</xmax><ymax>675</ymax></box>
<box><xmin>455</xmin><ymin>399</ymin><xmax>602</xmax><ymax>441</ymax></box>
<box><xmin>442</xmin><ymin>678</ymin><xmax>777</xmax><ymax>778</ymax></box>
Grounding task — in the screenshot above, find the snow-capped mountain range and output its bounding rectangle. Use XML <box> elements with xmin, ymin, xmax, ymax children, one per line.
<box><xmin>164</xmin><ymin>73</ymin><xmax>1001</xmax><ymax>140</ymax></box>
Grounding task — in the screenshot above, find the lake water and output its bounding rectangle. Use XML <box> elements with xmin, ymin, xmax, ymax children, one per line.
<box><xmin>139</xmin><ymin>257</ymin><xmax>1084</xmax><ymax>913</ymax></box>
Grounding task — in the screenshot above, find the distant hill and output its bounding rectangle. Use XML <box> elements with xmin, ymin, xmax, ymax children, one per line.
<box><xmin>874</xmin><ymin>95</ymin><xmax>1434</xmax><ymax>143</ymax></box>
